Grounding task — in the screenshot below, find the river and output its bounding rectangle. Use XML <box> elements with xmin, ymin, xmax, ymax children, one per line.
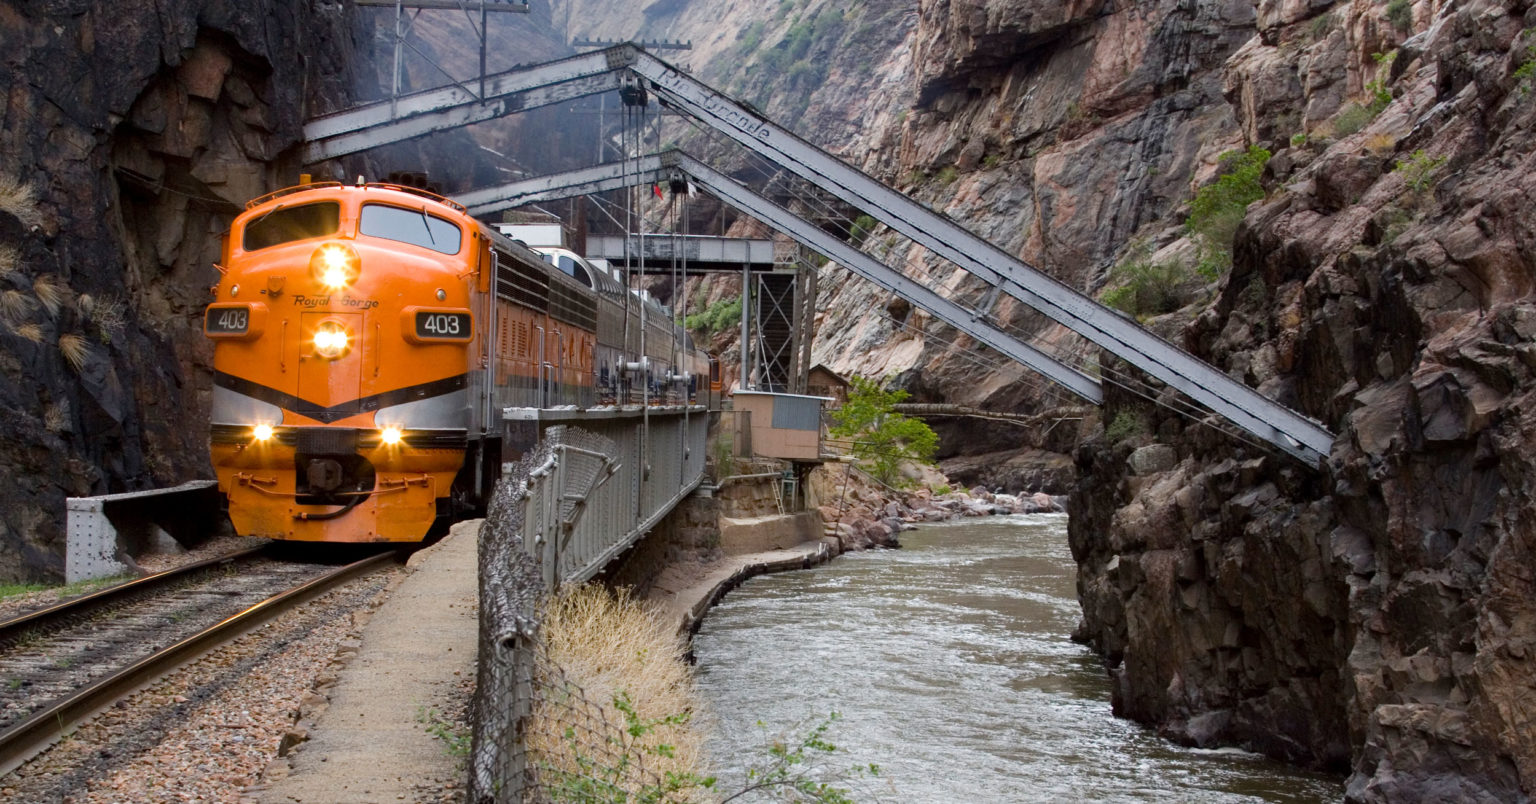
<box><xmin>691</xmin><ymin>513</ymin><xmax>1344</xmax><ymax>802</ymax></box>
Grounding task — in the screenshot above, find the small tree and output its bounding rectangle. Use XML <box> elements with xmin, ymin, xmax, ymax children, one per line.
<box><xmin>829</xmin><ymin>376</ymin><xmax>938</xmax><ymax>486</ymax></box>
<box><xmin>1186</xmin><ymin>146</ymin><xmax>1271</xmax><ymax>278</ymax></box>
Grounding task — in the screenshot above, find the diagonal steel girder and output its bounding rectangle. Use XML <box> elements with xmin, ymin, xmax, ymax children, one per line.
<box><xmin>456</xmin><ymin>155</ymin><xmax>665</xmax><ymax>211</ymax></box>
<box><xmin>302</xmin><ymin>43</ymin><xmax>1333</xmax><ymax>464</ymax></box>
<box><xmin>622</xmin><ymin>50</ymin><xmax>1335</xmax><ymax>465</ymax></box>
<box><xmin>463</xmin><ymin>152</ymin><xmax>1104</xmax><ymax>403</ymax></box>
<box><xmin>302</xmin><ymin>50</ymin><xmax>626</xmax><ymax>162</ymax></box>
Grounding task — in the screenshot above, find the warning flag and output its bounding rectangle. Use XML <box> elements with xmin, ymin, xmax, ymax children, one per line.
<box><xmin>652</xmin><ymin>183</ymin><xmax>664</xmax><ymax>199</ymax></box>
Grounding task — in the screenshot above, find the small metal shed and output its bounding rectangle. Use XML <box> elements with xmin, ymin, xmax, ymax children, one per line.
<box><xmin>731</xmin><ymin>390</ymin><xmax>831</xmax><ymax>461</ymax></box>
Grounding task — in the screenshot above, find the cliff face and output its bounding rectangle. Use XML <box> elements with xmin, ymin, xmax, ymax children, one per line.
<box><xmin>0</xmin><ymin>0</ymin><xmax>369</xmax><ymax>580</ymax></box>
<box><xmin>1071</xmin><ymin>0</ymin><xmax>1536</xmax><ymax>798</ymax></box>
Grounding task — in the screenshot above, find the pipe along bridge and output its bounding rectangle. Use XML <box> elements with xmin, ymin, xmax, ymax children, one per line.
<box><xmin>303</xmin><ymin>43</ymin><xmax>1336</xmax><ymax>582</ymax></box>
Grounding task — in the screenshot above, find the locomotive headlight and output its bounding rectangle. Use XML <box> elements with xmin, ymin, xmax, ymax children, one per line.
<box><xmin>379</xmin><ymin>426</ymin><xmax>403</xmax><ymax>446</ymax></box>
<box><xmin>313</xmin><ymin>320</ymin><xmax>351</xmax><ymax>358</ymax></box>
<box><xmin>252</xmin><ymin>424</ymin><xmax>275</xmax><ymax>442</ymax></box>
<box><xmin>310</xmin><ymin>243</ymin><xmax>361</xmax><ymax>290</ymax></box>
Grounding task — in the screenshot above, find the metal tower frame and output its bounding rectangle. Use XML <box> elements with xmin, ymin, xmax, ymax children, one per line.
<box><xmin>355</xmin><ymin>0</ymin><xmax>531</xmax><ymax>122</ymax></box>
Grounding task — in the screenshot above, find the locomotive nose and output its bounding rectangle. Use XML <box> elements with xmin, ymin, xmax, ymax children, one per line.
<box><xmin>306</xmin><ymin>458</ymin><xmax>345</xmax><ymax>491</ymax></box>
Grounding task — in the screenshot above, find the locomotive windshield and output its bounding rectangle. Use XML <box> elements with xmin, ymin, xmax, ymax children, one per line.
<box><xmin>360</xmin><ymin>203</ymin><xmax>463</xmax><ymax>255</ymax></box>
<box><xmin>242</xmin><ymin>202</ymin><xmax>340</xmax><ymax>251</ymax></box>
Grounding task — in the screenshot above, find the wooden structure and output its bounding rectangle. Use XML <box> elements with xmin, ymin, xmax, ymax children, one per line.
<box><xmin>807</xmin><ymin>364</ymin><xmax>849</xmax><ymax>406</ymax></box>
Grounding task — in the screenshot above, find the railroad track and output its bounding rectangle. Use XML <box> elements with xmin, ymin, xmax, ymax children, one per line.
<box><xmin>0</xmin><ymin>549</ymin><xmax>396</xmax><ymax>775</ymax></box>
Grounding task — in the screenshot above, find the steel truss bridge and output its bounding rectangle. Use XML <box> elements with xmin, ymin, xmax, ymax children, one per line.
<box><xmin>302</xmin><ymin>43</ymin><xmax>1335</xmax><ymax>582</ymax></box>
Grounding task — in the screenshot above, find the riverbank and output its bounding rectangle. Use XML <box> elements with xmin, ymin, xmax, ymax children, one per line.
<box><xmin>639</xmin><ymin>462</ymin><xmax>1068</xmax><ymax>637</ymax></box>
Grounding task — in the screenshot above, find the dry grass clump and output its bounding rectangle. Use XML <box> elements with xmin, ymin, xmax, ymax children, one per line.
<box><xmin>1365</xmin><ymin>132</ymin><xmax>1398</xmax><ymax>155</ymax></box>
<box><xmin>1</xmin><ymin>289</ymin><xmax>34</xmax><ymax>325</ymax></box>
<box><xmin>58</xmin><ymin>332</ymin><xmax>90</xmax><ymax>371</ymax></box>
<box><xmin>43</xmin><ymin>400</ymin><xmax>70</xmax><ymax>433</ymax></box>
<box><xmin>529</xmin><ymin>584</ymin><xmax>708</xmax><ymax>798</ymax></box>
<box><xmin>33</xmin><ymin>275</ymin><xmax>71</xmax><ymax>317</ymax></box>
<box><xmin>80</xmin><ymin>293</ymin><xmax>127</xmax><ymax>342</ymax></box>
<box><xmin>0</xmin><ymin>245</ymin><xmax>18</xmax><ymax>279</ymax></box>
<box><xmin>13</xmin><ymin>323</ymin><xmax>43</xmax><ymax>343</ymax></box>
<box><xmin>0</xmin><ymin>174</ymin><xmax>42</xmax><ymax>229</ymax></box>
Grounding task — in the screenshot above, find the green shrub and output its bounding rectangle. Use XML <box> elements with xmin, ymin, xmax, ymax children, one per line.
<box><xmin>1331</xmin><ymin>103</ymin><xmax>1374</xmax><ymax>136</ymax></box>
<box><xmin>1308</xmin><ymin>12</ymin><xmax>1336</xmax><ymax>41</ymax></box>
<box><xmin>1186</xmin><ymin>146</ymin><xmax>1271</xmax><ymax>278</ymax></box>
<box><xmin>1101</xmin><ymin>257</ymin><xmax>1195</xmax><ymax>318</ymax></box>
<box><xmin>1515</xmin><ymin>39</ymin><xmax>1536</xmax><ymax>93</ymax></box>
<box><xmin>1395</xmin><ymin>149</ymin><xmax>1447</xmax><ymax>194</ymax></box>
<box><xmin>788</xmin><ymin>59</ymin><xmax>822</xmax><ymax>86</ymax></box>
<box><xmin>1365</xmin><ymin>79</ymin><xmax>1393</xmax><ymax>114</ymax></box>
<box><xmin>684</xmin><ymin>295</ymin><xmax>742</xmax><ymax>335</ymax></box>
<box><xmin>936</xmin><ymin>166</ymin><xmax>958</xmax><ymax>185</ymax></box>
<box><xmin>1105</xmin><ymin>412</ymin><xmax>1148</xmax><ymax>443</ymax></box>
<box><xmin>848</xmin><ymin>214</ymin><xmax>878</xmax><ymax>248</ymax></box>
<box><xmin>738</xmin><ymin>21</ymin><xmax>764</xmax><ymax>52</ymax></box>
<box><xmin>1386</xmin><ymin>0</ymin><xmax>1412</xmax><ymax>31</ymax></box>
<box><xmin>830</xmin><ymin>375</ymin><xmax>939</xmax><ymax>487</ymax></box>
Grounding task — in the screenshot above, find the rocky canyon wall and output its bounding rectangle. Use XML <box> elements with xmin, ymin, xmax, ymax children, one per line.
<box><xmin>1070</xmin><ymin>0</ymin><xmax>1536</xmax><ymax>799</ymax></box>
<box><xmin>0</xmin><ymin>0</ymin><xmax>372</xmax><ymax>580</ymax></box>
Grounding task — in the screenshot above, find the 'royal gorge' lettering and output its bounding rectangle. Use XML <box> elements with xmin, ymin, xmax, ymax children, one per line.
<box><xmin>292</xmin><ymin>295</ymin><xmax>379</xmax><ymax>310</ymax></box>
<box><xmin>652</xmin><ymin>68</ymin><xmax>771</xmax><ymax>141</ymax></box>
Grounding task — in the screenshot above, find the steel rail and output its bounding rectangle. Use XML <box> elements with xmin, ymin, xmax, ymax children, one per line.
<box><xmin>0</xmin><ymin>545</ymin><xmax>270</xmax><ymax>649</ymax></box>
<box><xmin>0</xmin><ymin>552</ymin><xmax>396</xmax><ymax>776</ymax></box>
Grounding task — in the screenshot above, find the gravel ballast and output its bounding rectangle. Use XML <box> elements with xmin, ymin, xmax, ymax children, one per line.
<box><xmin>1</xmin><ymin>565</ymin><xmax>402</xmax><ymax>803</ymax></box>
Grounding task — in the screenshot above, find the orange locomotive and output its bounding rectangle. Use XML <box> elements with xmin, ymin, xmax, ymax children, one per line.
<box><xmin>205</xmin><ymin>180</ymin><xmax>714</xmax><ymax>542</ymax></box>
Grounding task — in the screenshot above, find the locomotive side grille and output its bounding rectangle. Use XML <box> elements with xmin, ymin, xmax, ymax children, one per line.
<box><xmin>498</xmin><ymin>310</ymin><xmax>510</xmax><ymax>357</ymax></box>
<box><xmin>495</xmin><ymin>248</ymin><xmax>548</xmax><ymax>310</ymax></box>
<box><xmin>548</xmin><ymin>283</ymin><xmax>598</xmax><ymax>331</ymax></box>
<box><xmin>297</xmin><ymin>427</ymin><xmax>358</xmax><ymax>455</ymax></box>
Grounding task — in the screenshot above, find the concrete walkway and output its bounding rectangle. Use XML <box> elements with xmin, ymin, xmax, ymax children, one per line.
<box><xmin>261</xmin><ymin>520</ymin><xmax>481</xmax><ymax>804</ymax></box>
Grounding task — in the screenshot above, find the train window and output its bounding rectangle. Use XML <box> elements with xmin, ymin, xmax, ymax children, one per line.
<box><xmin>556</xmin><ymin>256</ymin><xmax>592</xmax><ymax>287</ymax></box>
<box><xmin>242</xmin><ymin>203</ymin><xmax>340</xmax><ymax>251</ymax></box>
<box><xmin>541</xmin><ymin>253</ymin><xmax>592</xmax><ymax>287</ymax></box>
<box><xmin>359</xmin><ymin>203</ymin><xmax>463</xmax><ymax>255</ymax></box>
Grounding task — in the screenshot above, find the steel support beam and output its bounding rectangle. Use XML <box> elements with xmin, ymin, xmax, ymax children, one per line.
<box><xmin>459</xmin><ymin>155</ymin><xmax>666</xmax><ymax>213</ymax></box>
<box><xmin>625</xmin><ymin>49</ymin><xmax>1333</xmax><ymax>464</ymax></box>
<box><xmin>356</xmin><ymin>0</ymin><xmax>529</xmax><ymax>8</ymax></box>
<box><xmin>303</xmin><ymin>51</ymin><xmax>624</xmax><ymax>162</ymax></box>
<box><xmin>668</xmin><ymin>154</ymin><xmax>1106</xmax><ymax>404</ymax></box>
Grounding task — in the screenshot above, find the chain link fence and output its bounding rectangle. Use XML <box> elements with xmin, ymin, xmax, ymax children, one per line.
<box><xmin>469</xmin><ymin>427</ymin><xmax>676</xmax><ymax>803</ymax></box>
